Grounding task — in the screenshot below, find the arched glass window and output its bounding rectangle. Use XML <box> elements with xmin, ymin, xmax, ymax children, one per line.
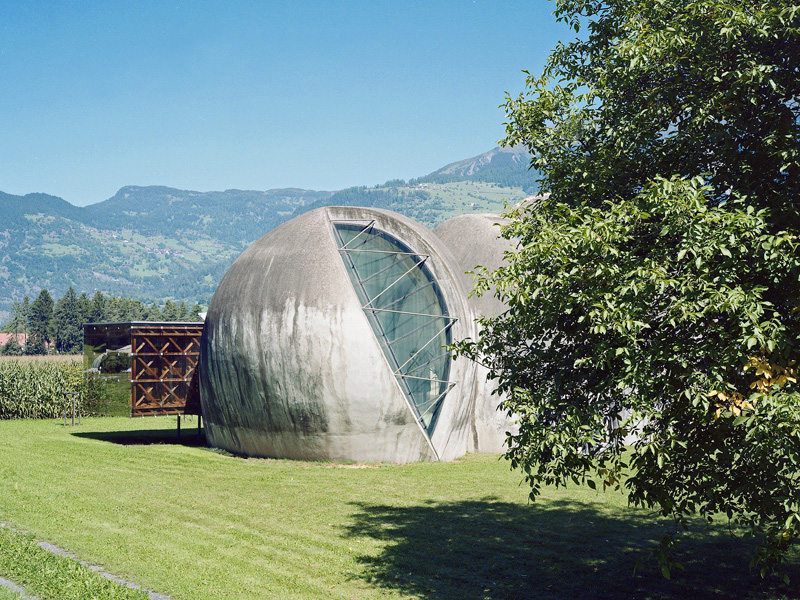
<box><xmin>334</xmin><ymin>221</ymin><xmax>456</xmax><ymax>435</ymax></box>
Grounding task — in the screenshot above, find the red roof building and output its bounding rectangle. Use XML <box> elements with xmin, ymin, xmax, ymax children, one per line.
<box><xmin>0</xmin><ymin>333</ymin><xmax>27</xmax><ymax>347</ymax></box>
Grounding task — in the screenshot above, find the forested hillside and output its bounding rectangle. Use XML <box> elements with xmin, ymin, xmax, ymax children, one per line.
<box><xmin>0</xmin><ymin>187</ymin><xmax>330</xmax><ymax>319</ymax></box>
<box><xmin>293</xmin><ymin>146</ymin><xmax>536</xmax><ymax>226</ymax></box>
<box><xmin>83</xmin><ymin>186</ymin><xmax>329</xmax><ymax>243</ymax></box>
<box><xmin>0</xmin><ymin>146</ymin><xmax>535</xmax><ymax>322</ymax></box>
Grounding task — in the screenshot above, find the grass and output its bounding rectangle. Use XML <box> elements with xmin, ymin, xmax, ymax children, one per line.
<box><xmin>0</xmin><ymin>527</ymin><xmax>148</xmax><ymax>600</ymax></box>
<box><xmin>0</xmin><ymin>417</ymin><xmax>797</xmax><ymax>600</ymax></box>
<box><xmin>0</xmin><ymin>585</ymin><xmax>24</xmax><ymax>600</ymax></box>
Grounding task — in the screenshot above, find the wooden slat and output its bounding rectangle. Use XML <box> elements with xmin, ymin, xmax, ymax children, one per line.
<box><xmin>133</xmin><ymin>408</ymin><xmax>185</xmax><ymax>416</ymax></box>
<box><xmin>132</xmin><ymin>378</ymin><xmax>193</xmax><ymax>384</ymax></box>
<box><xmin>133</xmin><ymin>352</ymin><xmax>199</xmax><ymax>356</ymax></box>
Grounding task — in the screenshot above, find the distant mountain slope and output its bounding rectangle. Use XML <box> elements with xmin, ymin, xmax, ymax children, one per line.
<box><xmin>415</xmin><ymin>146</ymin><xmax>538</xmax><ymax>191</ymax></box>
<box><xmin>293</xmin><ymin>187</ymin><xmax>438</xmax><ymax>222</ymax></box>
<box><xmin>83</xmin><ymin>186</ymin><xmax>330</xmax><ymax>244</ymax></box>
<box><xmin>0</xmin><ymin>147</ymin><xmax>537</xmax><ymax>318</ymax></box>
<box><xmin>1</xmin><ymin>191</ymin><xmax>85</xmax><ymax>223</ymax></box>
<box><xmin>0</xmin><ymin>187</ymin><xmax>330</xmax><ymax>314</ymax></box>
<box><xmin>295</xmin><ymin>146</ymin><xmax>537</xmax><ymax>224</ymax></box>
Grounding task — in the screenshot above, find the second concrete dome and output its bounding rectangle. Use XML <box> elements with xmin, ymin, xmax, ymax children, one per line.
<box><xmin>434</xmin><ymin>213</ymin><xmax>517</xmax><ymax>454</ymax></box>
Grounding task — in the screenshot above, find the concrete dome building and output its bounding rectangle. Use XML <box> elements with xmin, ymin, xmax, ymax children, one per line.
<box><xmin>199</xmin><ymin>206</ymin><xmax>479</xmax><ymax>463</ymax></box>
<box><xmin>433</xmin><ymin>213</ymin><xmax>517</xmax><ymax>453</ymax></box>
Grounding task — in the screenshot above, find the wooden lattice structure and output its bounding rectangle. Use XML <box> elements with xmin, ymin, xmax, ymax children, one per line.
<box><xmin>131</xmin><ymin>323</ymin><xmax>203</xmax><ymax>416</ymax></box>
<box><xmin>84</xmin><ymin>322</ymin><xmax>203</xmax><ymax>417</ymax></box>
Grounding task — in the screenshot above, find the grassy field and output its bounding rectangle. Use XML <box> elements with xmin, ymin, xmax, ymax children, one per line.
<box><xmin>0</xmin><ymin>417</ymin><xmax>797</xmax><ymax>600</ymax></box>
<box><xmin>400</xmin><ymin>181</ymin><xmax>523</xmax><ymax>226</ymax></box>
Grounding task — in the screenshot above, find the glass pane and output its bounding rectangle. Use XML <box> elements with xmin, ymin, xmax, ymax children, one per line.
<box><xmin>83</xmin><ymin>323</ymin><xmax>132</xmax><ymax>417</ymax></box>
<box><xmin>335</xmin><ymin>223</ymin><xmax>453</xmax><ymax>434</ymax></box>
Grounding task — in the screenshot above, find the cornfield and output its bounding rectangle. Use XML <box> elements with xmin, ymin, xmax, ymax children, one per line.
<box><xmin>0</xmin><ymin>354</ymin><xmax>81</xmax><ymax>364</ymax></box>
<box><xmin>0</xmin><ymin>359</ymin><xmax>85</xmax><ymax>419</ymax></box>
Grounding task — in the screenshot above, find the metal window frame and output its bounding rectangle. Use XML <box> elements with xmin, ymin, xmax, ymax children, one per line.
<box><xmin>332</xmin><ymin>220</ymin><xmax>457</xmax><ymax>436</ymax></box>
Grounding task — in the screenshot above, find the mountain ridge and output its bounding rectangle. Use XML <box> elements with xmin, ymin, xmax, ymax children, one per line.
<box><xmin>0</xmin><ymin>146</ymin><xmax>536</xmax><ymax>321</ymax></box>
<box><xmin>431</xmin><ymin>145</ymin><xmax>530</xmax><ymax>177</ymax></box>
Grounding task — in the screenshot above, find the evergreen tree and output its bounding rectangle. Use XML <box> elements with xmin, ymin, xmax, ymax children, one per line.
<box><xmin>176</xmin><ymin>301</ymin><xmax>189</xmax><ymax>321</ymax></box>
<box><xmin>114</xmin><ymin>297</ymin><xmax>128</xmax><ymax>321</ymax></box>
<box><xmin>105</xmin><ymin>297</ymin><xmax>122</xmax><ymax>322</ymax></box>
<box><xmin>145</xmin><ymin>302</ymin><xmax>162</xmax><ymax>321</ymax></box>
<box><xmin>54</xmin><ymin>287</ymin><xmax>82</xmax><ymax>354</ymax></box>
<box><xmin>89</xmin><ymin>291</ymin><xmax>107</xmax><ymax>323</ymax></box>
<box><xmin>20</xmin><ymin>296</ymin><xmax>30</xmax><ymax>351</ymax></box>
<box><xmin>28</xmin><ymin>289</ymin><xmax>54</xmax><ymax>355</ymax></box>
<box><xmin>189</xmin><ymin>303</ymin><xmax>203</xmax><ymax>322</ymax></box>
<box><xmin>162</xmin><ymin>300</ymin><xmax>179</xmax><ymax>321</ymax></box>
<box><xmin>129</xmin><ymin>300</ymin><xmax>146</xmax><ymax>321</ymax></box>
<box><xmin>77</xmin><ymin>292</ymin><xmax>91</xmax><ymax>325</ymax></box>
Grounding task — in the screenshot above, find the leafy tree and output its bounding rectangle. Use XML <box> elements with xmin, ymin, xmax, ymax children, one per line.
<box><xmin>2</xmin><ymin>297</ymin><xmax>30</xmax><ymax>339</ymax></box>
<box><xmin>54</xmin><ymin>287</ymin><xmax>82</xmax><ymax>354</ymax></box>
<box><xmin>0</xmin><ymin>338</ymin><xmax>23</xmax><ymax>356</ymax></box>
<box><xmin>98</xmin><ymin>350</ymin><xmax>131</xmax><ymax>374</ymax></box>
<box><xmin>459</xmin><ymin>0</ymin><xmax>800</xmax><ymax>578</ymax></box>
<box><xmin>28</xmin><ymin>290</ymin><xmax>55</xmax><ymax>355</ymax></box>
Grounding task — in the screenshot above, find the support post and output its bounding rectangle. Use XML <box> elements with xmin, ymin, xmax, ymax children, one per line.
<box><xmin>64</xmin><ymin>392</ymin><xmax>80</xmax><ymax>426</ymax></box>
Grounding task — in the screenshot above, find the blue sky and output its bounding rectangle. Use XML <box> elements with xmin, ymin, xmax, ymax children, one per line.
<box><xmin>1</xmin><ymin>1</ymin><xmax>568</xmax><ymax>206</ymax></box>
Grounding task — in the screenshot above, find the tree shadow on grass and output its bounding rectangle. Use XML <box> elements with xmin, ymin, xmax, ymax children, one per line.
<box><xmin>343</xmin><ymin>498</ymin><xmax>800</xmax><ymax>600</ymax></box>
<box><xmin>71</xmin><ymin>426</ymin><xmax>205</xmax><ymax>447</ymax></box>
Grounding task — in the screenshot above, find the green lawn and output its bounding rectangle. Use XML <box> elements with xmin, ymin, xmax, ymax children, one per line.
<box><xmin>0</xmin><ymin>527</ymin><xmax>147</xmax><ymax>600</ymax></box>
<box><xmin>0</xmin><ymin>417</ymin><xmax>796</xmax><ymax>600</ymax></box>
<box><xmin>0</xmin><ymin>586</ymin><xmax>24</xmax><ymax>600</ymax></box>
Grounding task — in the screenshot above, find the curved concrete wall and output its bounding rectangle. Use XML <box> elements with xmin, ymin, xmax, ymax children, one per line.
<box><xmin>200</xmin><ymin>206</ymin><xmax>478</xmax><ymax>463</ymax></box>
<box><xmin>434</xmin><ymin>213</ymin><xmax>517</xmax><ymax>454</ymax></box>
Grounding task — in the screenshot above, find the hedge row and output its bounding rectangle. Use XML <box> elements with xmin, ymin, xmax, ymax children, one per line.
<box><xmin>0</xmin><ymin>360</ymin><xmax>85</xmax><ymax>419</ymax></box>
